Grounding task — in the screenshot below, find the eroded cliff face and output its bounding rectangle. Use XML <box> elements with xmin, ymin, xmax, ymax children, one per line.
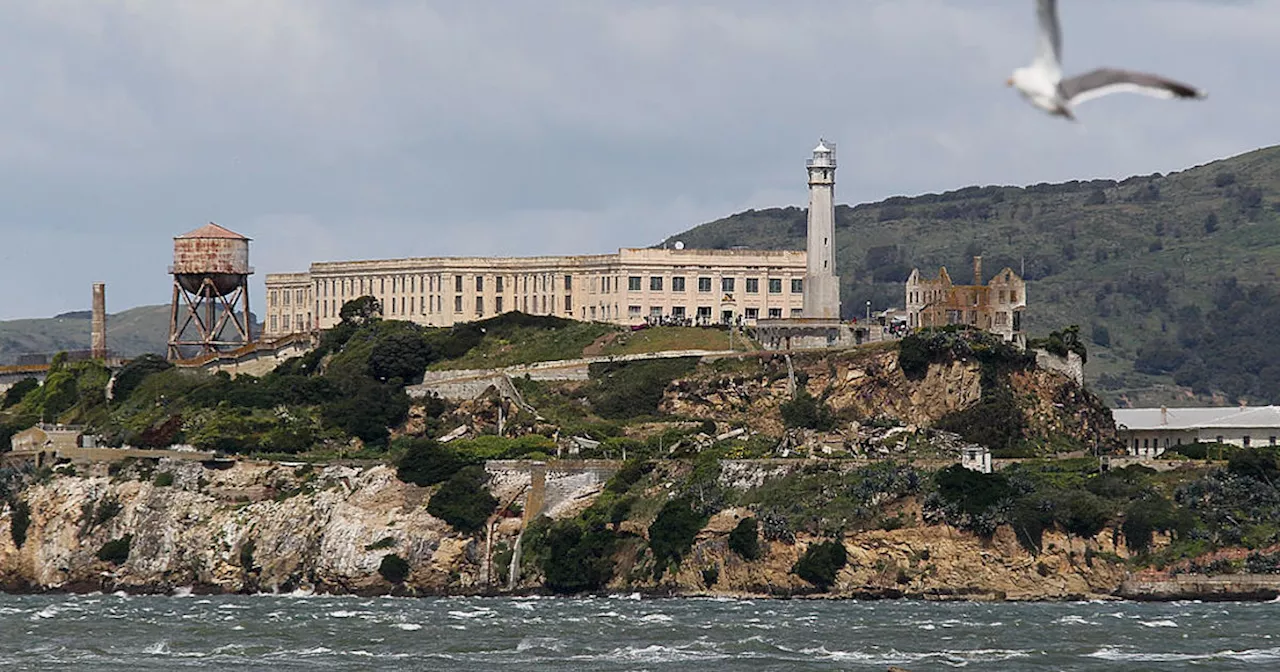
<box><xmin>0</xmin><ymin>459</ymin><xmax>1135</xmax><ymax>600</ymax></box>
<box><xmin>0</xmin><ymin>460</ymin><xmax>491</xmax><ymax>595</ymax></box>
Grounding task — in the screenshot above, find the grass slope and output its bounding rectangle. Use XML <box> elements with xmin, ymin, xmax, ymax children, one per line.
<box><xmin>660</xmin><ymin>145</ymin><xmax>1280</xmax><ymax>406</ymax></box>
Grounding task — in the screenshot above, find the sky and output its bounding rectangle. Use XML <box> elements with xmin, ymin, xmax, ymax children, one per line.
<box><xmin>0</xmin><ymin>0</ymin><xmax>1275</xmax><ymax>320</ymax></box>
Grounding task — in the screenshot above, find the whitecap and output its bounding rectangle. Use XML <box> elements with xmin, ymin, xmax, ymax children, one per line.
<box><xmin>392</xmin><ymin>623</ymin><xmax>422</xmax><ymax>631</ymax></box>
<box><xmin>639</xmin><ymin>613</ymin><xmax>673</xmax><ymax>623</ymax></box>
<box><xmin>1140</xmin><ymin>620</ymin><xmax>1179</xmax><ymax>628</ymax></box>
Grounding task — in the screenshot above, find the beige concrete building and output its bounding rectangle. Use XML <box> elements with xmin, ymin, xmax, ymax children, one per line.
<box><xmin>264</xmin><ymin>247</ymin><xmax>807</xmax><ymax>338</ymax></box>
<box><xmin>904</xmin><ymin>256</ymin><xmax>1027</xmax><ymax>345</ymax></box>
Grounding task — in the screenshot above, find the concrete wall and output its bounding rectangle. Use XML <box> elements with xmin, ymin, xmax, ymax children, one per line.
<box><xmin>485</xmin><ymin>459</ymin><xmax>622</xmax><ymax>520</ymax></box>
<box><xmin>1034</xmin><ymin>349</ymin><xmax>1084</xmax><ymax>386</ymax></box>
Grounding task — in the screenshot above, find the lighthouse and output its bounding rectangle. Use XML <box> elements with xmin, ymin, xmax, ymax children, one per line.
<box><xmin>803</xmin><ymin>139</ymin><xmax>841</xmax><ymax>319</ymax></box>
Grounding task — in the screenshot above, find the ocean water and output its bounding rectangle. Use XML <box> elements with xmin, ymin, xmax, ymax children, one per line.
<box><xmin>1</xmin><ymin>593</ymin><xmax>1278</xmax><ymax>670</ymax></box>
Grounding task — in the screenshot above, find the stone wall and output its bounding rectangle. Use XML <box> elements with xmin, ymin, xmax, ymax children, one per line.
<box><xmin>1034</xmin><ymin>349</ymin><xmax>1084</xmax><ymax>386</ymax></box>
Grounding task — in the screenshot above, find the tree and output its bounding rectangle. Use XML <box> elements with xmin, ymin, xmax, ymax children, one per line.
<box><xmin>1</xmin><ymin>378</ymin><xmax>39</xmax><ymax>410</ymax></box>
<box><xmin>779</xmin><ymin>389</ymin><xmax>836</xmax><ymax>431</ymax></box>
<box><xmin>367</xmin><ymin>330</ymin><xmax>432</xmax><ymax>383</ymax></box>
<box><xmin>111</xmin><ymin>354</ymin><xmax>174</xmax><ymax>402</ymax></box>
<box><xmin>340</xmin><ymin>296</ymin><xmax>383</xmax><ymax>326</ymax></box>
<box><xmin>396</xmin><ymin>439</ymin><xmax>471</xmax><ymax>486</ymax></box>
<box><xmin>792</xmin><ymin>540</ymin><xmax>847</xmax><ymax>590</ymax></box>
<box><xmin>426</xmin><ymin>465</ymin><xmax>497</xmax><ymax>534</ymax></box>
<box><xmin>648</xmin><ymin>497</ymin><xmax>707</xmax><ymax>577</ymax></box>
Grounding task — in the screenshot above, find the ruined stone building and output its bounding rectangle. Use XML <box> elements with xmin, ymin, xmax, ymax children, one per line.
<box><xmin>904</xmin><ymin>256</ymin><xmax>1027</xmax><ymax>344</ymax></box>
<box><xmin>264</xmin><ymin>247</ymin><xmax>807</xmax><ymax>338</ymax></box>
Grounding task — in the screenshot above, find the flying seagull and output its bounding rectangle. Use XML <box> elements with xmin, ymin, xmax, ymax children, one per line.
<box><xmin>1007</xmin><ymin>0</ymin><xmax>1206</xmax><ymax>120</ymax></box>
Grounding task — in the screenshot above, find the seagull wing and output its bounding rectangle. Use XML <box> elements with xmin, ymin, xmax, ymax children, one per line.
<box><xmin>1061</xmin><ymin>68</ymin><xmax>1207</xmax><ymax>106</ymax></box>
<box><xmin>1034</xmin><ymin>0</ymin><xmax>1063</xmax><ymax>74</ymax></box>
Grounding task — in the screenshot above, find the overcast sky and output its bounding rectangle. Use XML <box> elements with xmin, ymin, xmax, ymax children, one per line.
<box><xmin>0</xmin><ymin>0</ymin><xmax>1274</xmax><ymax>320</ymax></box>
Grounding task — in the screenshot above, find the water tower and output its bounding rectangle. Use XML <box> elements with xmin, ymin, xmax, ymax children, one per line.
<box><xmin>167</xmin><ymin>222</ymin><xmax>254</xmax><ymax>360</ymax></box>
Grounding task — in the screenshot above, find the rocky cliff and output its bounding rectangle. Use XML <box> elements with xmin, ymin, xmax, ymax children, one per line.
<box><xmin>0</xmin><ymin>455</ymin><xmax>1136</xmax><ymax>600</ymax></box>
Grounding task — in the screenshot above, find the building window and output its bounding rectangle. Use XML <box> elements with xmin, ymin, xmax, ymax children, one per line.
<box><xmin>672</xmin><ymin>277</ymin><xmax>686</xmax><ymax>292</ymax></box>
<box><xmin>628</xmin><ymin>305</ymin><xmax>642</xmax><ymax>317</ymax></box>
<box><xmin>745</xmin><ymin>307</ymin><xmax>759</xmax><ymax>320</ymax></box>
<box><xmin>768</xmin><ymin>308</ymin><xmax>782</xmax><ymax>319</ymax></box>
<box><xmin>410</xmin><ymin>297</ymin><xmax>415</xmax><ymax>314</ymax></box>
<box><xmin>1010</xmin><ymin>291</ymin><xmax>1018</xmax><ymax>302</ymax></box>
<box><xmin>746</xmin><ymin>278</ymin><xmax>759</xmax><ymax>294</ymax></box>
<box><xmin>650</xmin><ymin>306</ymin><xmax>662</xmax><ymax>318</ymax></box>
<box><xmin>721</xmin><ymin>277</ymin><xmax>735</xmax><ymax>292</ymax></box>
<box><xmin>564</xmin><ymin>275</ymin><xmax>572</xmax><ymax>290</ymax></box>
<box><xmin>1244</xmin><ymin>436</ymin><xmax>1252</xmax><ymax>447</ymax></box>
<box><xmin>269</xmin><ymin>290</ymin><xmax>277</xmax><ymax>307</ymax></box>
<box><xmin>698</xmin><ymin>277</ymin><xmax>712</xmax><ymax>292</ymax></box>
<box><xmin>768</xmin><ymin>278</ymin><xmax>782</xmax><ymax>294</ymax></box>
<box><xmin>476</xmin><ymin>297</ymin><xmax>484</xmax><ymax>315</ymax></box>
<box><xmin>455</xmin><ymin>296</ymin><xmax>463</xmax><ymax>313</ymax></box>
<box><xmin>476</xmin><ymin>276</ymin><xmax>484</xmax><ymax>292</ymax></box>
<box><xmin>270</xmin><ymin>315</ymin><xmax>277</xmax><ymax>331</ymax></box>
<box><xmin>1216</xmin><ymin>435</ymin><xmax>1224</xmax><ymax>444</ymax></box>
<box><xmin>496</xmin><ymin>296</ymin><xmax>504</xmax><ymax>313</ymax></box>
<box><xmin>628</xmin><ymin>276</ymin><xmax>642</xmax><ymax>291</ymax></box>
<box><xmin>696</xmin><ymin>306</ymin><xmax>712</xmax><ymax>322</ymax></box>
<box><xmin>455</xmin><ymin>275</ymin><xmax>463</xmax><ymax>293</ymax></box>
<box><xmin>790</xmin><ymin>308</ymin><xmax>802</xmax><ymax>317</ymax></box>
<box><xmin>282</xmin><ymin>314</ymin><xmax>290</xmax><ymax>329</ymax></box>
<box><xmin>283</xmin><ymin>291</ymin><xmax>291</xmax><ymax>307</ymax></box>
<box><xmin>791</xmin><ymin>279</ymin><xmax>803</xmax><ymax>293</ymax></box>
<box><xmin>672</xmin><ymin>306</ymin><xmax>686</xmax><ymax>318</ymax></box>
<box><xmin>649</xmin><ymin>276</ymin><xmax>663</xmax><ymax>291</ymax></box>
<box><xmin>1271</xmin><ymin>436</ymin><xmax>1277</xmax><ymax>446</ymax></box>
<box><xmin>496</xmin><ymin>277</ymin><xmax>504</xmax><ymax>293</ymax></box>
<box><xmin>564</xmin><ymin>296</ymin><xmax>572</xmax><ymax>313</ymax></box>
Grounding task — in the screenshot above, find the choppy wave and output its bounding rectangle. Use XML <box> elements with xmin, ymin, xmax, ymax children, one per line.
<box><xmin>3</xmin><ymin>593</ymin><xmax>1280</xmax><ymax>670</ymax></box>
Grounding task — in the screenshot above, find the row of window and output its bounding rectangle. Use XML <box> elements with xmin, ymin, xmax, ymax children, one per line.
<box><xmin>1134</xmin><ymin>436</ymin><xmax>1279</xmax><ymax>450</ymax></box>
<box><xmin>625</xmin><ymin>306</ymin><xmax>799</xmax><ymax>320</ymax></box>
<box><xmin>269</xmin><ymin>288</ymin><xmax>309</xmax><ymax>307</ymax></box>
<box><xmin>907</xmin><ymin>289</ymin><xmax>1019</xmax><ymax>305</ymax></box>
<box><xmin>627</xmin><ymin>276</ymin><xmax>802</xmax><ymax>294</ymax></box>
<box><xmin>269</xmin><ymin>313</ymin><xmax>310</xmax><ymax>332</ymax></box>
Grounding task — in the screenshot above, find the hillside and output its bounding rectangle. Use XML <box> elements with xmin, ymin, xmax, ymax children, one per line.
<box><xmin>661</xmin><ymin>145</ymin><xmax>1280</xmax><ymax>407</ymax></box>
<box><xmin>0</xmin><ymin>305</ymin><xmax>261</xmax><ymax>365</ymax></box>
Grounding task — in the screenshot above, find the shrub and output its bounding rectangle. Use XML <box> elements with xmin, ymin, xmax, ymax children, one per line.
<box><xmin>378</xmin><ymin>553</ymin><xmax>410</xmax><ymax>583</ymax></box>
<box><xmin>396</xmin><ymin>439</ymin><xmax>471</xmax><ymax>486</ymax></box>
<box><xmin>93</xmin><ymin>497</ymin><xmax>123</xmax><ymax>527</ymax></box>
<box><xmin>365</xmin><ymin>536</ymin><xmax>397</xmax><ymax>551</ymax></box>
<box><xmin>779</xmin><ymin>389</ymin><xmax>836</xmax><ymax>431</ymax></box>
<box><xmin>111</xmin><ymin>354</ymin><xmax>174</xmax><ymax>402</ymax></box>
<box><xmin>1228</xmin><ymin>449</ymin><xmax>1280</xmax><ymax>484</ymax></box>
<box><xmin>239</xmin><ymin>539</ymin><xmax>256</xmax><ymax>570</ymax></box>
<box><xmin>792</xmin><ymin>540</ymin><xmax>847</xmax><ymax>590</ymax></box>
<box><xmin>426</xmin><ymin>465</ymin><xmax>497</xmax><ymax>534</ymax></box>
<box><xmin>9</xmin><ymin>499</ymin><xmax>30</xmax><ymax>548</ymax></box>
<box><xmin>727</xmin><ymin>517</ymin><xmax>761</xmax><ymax>561</ymax></box>
<box><xmin>153</xmin><ymin>472</ymin><xmax>174</xmax><ymax>487</ymax></box>
<box><xmin>1122</xmin><ymin>497</ymin><xmax>1185</xmax><ymax>555</ymax></box>
<box><xmin>2</xmin><ymin>377</ymin><xmax>39</xmax><ymax>409</ymax></box>
<box><xmin>97</xmin><ymin>535</ymin><xmax>132</xmax><ymax>564</ymax></box>
<box><xmin>586</xmin><ymin>357</ymin><xmax>699</xmax><ymax>419</ymax></box>
<box><xmin>648</xmin><ymin>497</ymin><xmax>707</xmax><ymax>577</ymax></box>
<box><xmin>535</xmin><ymin>519</ymin><xmax>618</xmax><ymax>594</ymax></box>
<box><xmin>701</xmin><ymin>566</ymin><xmax>720</xmax><ymax>587</ymax></box>
<box><xmin>606</xmin><ymin>460</ymin><xmax>653</xmax><ymax>494</ymax></box>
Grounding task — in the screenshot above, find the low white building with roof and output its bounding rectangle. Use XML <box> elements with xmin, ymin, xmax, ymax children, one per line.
<box><xmin>1112</xmin><ymin>405</ymin><xmax>1280</xmax><ymax>457</ymax></box>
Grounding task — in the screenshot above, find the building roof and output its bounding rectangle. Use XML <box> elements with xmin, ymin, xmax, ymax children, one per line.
<box><xmin>1113</xmin><ymin>406</ymin><xmax>1280</xmax><ymax>431</ymax></box>
<box><xmin>813</xmin><ymin>139</ymin><xmax>832</xmax><ymax>153</ymax></box>
<box><xmin>176</xmin><ymin>222</ymin><xmax>250</xmax><ymax>241</ymax></box>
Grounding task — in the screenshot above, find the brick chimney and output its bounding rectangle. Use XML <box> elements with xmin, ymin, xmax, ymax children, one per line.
<box><xmin>972</xmin><ymin>255</ymin><xmax>983</xmax><ymax>286</ymax></box>
<box><xmin>91</xmin><ymin>282</ymin><xmax>107</xmax><ymax>360</ymax></box>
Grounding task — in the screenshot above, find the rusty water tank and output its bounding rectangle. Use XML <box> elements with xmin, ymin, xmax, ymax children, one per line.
<box><xmin>170</xmin><ymin>222</ymin><xmax>253</xmax><ymax>296</ymax></box>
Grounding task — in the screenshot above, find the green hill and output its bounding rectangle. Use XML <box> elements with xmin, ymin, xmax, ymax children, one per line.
<box><xmin>661</xmin><ymin>145</ymin><xmax>1280</xmax><ymax>407</ymax></box>
<box><xmin>0</xmin><ymin>305</ymin><xmax>173</xmax><ymax>364</ymax></box>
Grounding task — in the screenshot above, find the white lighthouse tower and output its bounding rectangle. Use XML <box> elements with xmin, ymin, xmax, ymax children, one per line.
<box><xmin>803</xmin><ymin>139</ymin><xmax>841</xmax><ymax>319</ymax></box>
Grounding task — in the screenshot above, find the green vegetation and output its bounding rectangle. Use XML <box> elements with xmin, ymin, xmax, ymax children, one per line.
<box><xmin>660</xmin><ymin>145</ymin><xmax>1280</xmax><ymax>405</ymax></box>
<box><xmin>426</xmin><ymin>465</ymin><xmax>497</xmax><ymax>535</ymax></box>
<box><xmin>779</xmin><ymin>389</ymin><xmax>836</xmax><ymax>431</ymax></box>
<box><xmin>585</xmin><ymin>357</ymin><xmax>700</xmax><ymax>420</ymax></box>
<box><xmin>647</xmin><ymin>497</ymin><xmax>707</xmax><ymax>578</ymax></box>
<box><xmin>378</xmin><ymin>553</ymin><xmax>410</xmax><ymax>583</ymax></box>
<box><xmin>365</xmin><ymin>536</ymin><xmax>397</xmax><ymax>551</ymax></box>
<box><xmin>742</xmin><ymin>462</ymin><xmax>922</xmax><ymax>537</ymax></box>
<box><xmin>238</xmin><ymin>539</ymin><xmax>256</xmax><ymax>570</ymax></box>
<box><xmin>429</xmin><ymin>316</ymin><xmax>613</xmax><ymax>370</ymax></box>
<box><xmin>792</xmin><ymin>540</ymin><xmax>848</xmax><ymax>589</ymax></box>
<box><xmin>599</xmin><ymin>326</ymin><xmax>741</xmax><ymax>356</ymax></box>
<box><xmin>526</xmin><ymin>516</ymin><xmax>620</xmax><ymax>594</ymax></box>
<box><xmin>153</xmin><ymin>472</ymin><xmax>174</xmax><ymax>487</ymax></box>
<box><xmin>96</xmin><ymin>535</ymin><xmax>132</xmax><ymax>564</ymax></box>
<box><xmin>727</xmin><ymin>517</ymin><xmax>761</xmax><ymax>560</ymax></box>
<box><xmin>8</xmin><ymin>498</ymin><xmax>29</xmax><ymax>548</ymax></box>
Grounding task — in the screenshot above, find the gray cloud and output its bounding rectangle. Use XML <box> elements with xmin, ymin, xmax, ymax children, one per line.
<box><xmin>0</xmin><ymin>0</ymin><xmax>1272</xmax><ymax>319</ymax></box>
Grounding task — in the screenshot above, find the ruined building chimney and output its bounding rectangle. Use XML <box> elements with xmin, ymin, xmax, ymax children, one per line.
<box><xmin>1160</xmin><ymin>405</ymin><xmax>1168</xmax><ymax>426</ymax></box>
<box><xmin>91</xmin><ymin>282</ymin><xmax>107</xmax><ymax>360</ymax></box>
<box><xmin>972</xmin><ymin>255</ymin><xmax>983</xmax><ymax>286</ymax></box>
